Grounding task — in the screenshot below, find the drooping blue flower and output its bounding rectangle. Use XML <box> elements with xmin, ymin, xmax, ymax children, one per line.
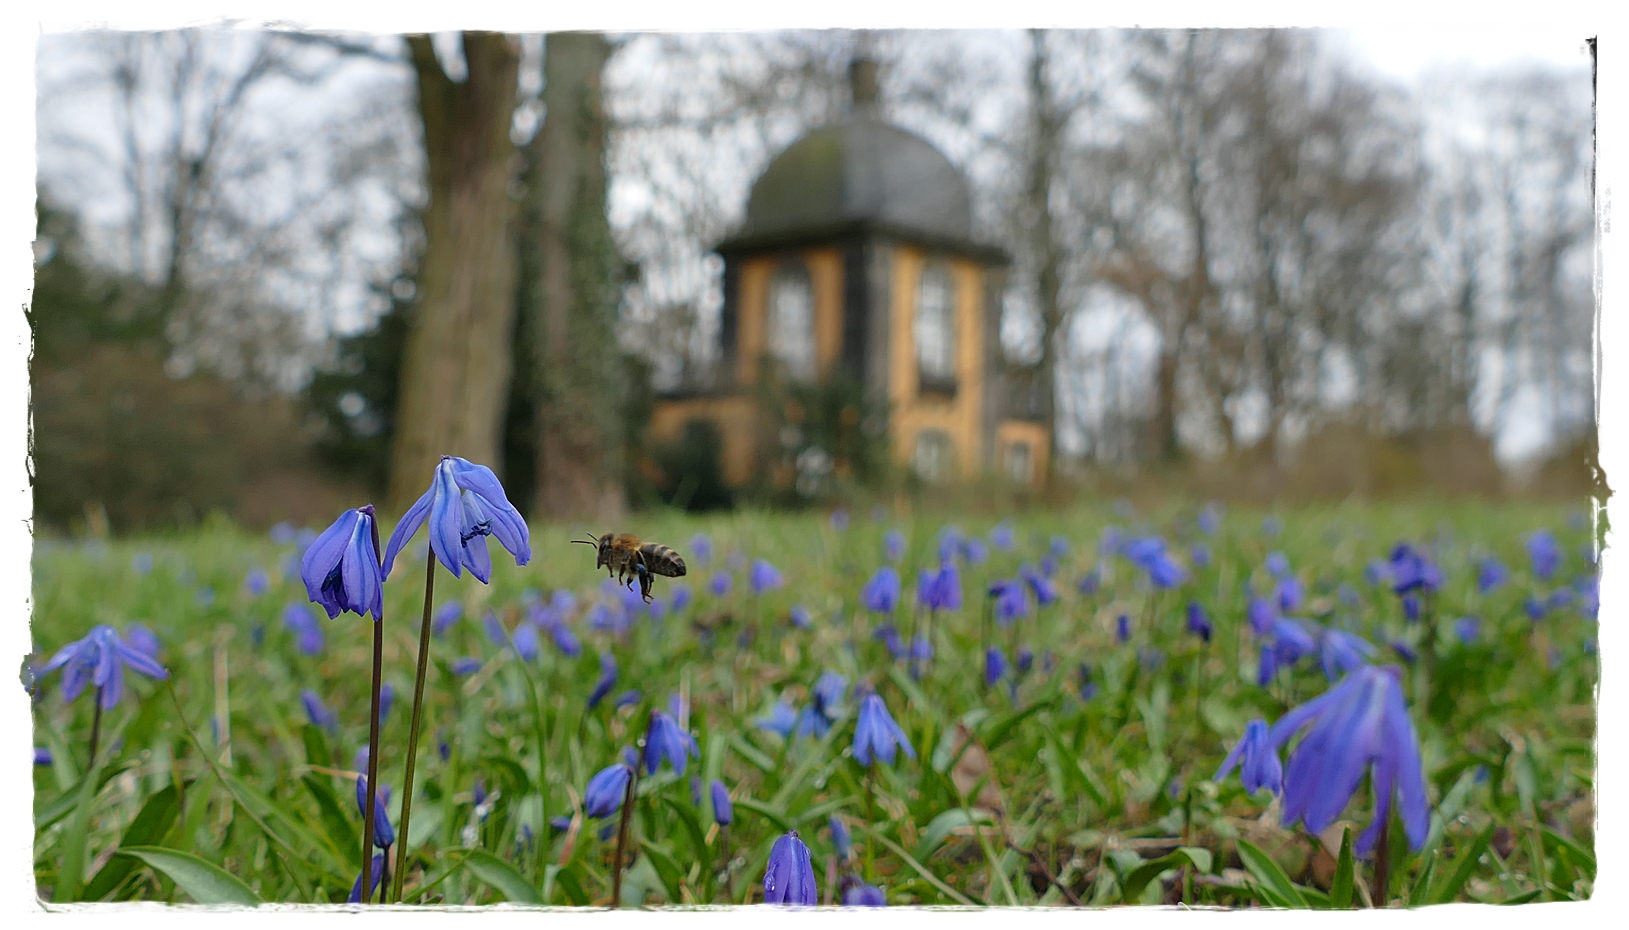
<box><xmin>348</xmin><ymin>853</ymin><xmax>386</xmax><ymax>903</ymax></box>
<box><xmin>1262</xmin><ymin>516</ymin><xmax>1283</xmax><ymax>537</ymax></box>
<box><xmin>830</xmin><ymin>815</ymin><xmax>852</xmax><ymax>859</ymax></box>
<box><xmin>1265</xmin><ymin>552</ymin><xmax>1291</xmax><ymax>578</ymax></box>
<box><xmin>283</xmin><ymin>603</ymin><xmax>324</xmax><ymax>656</ymax></box>
<box><xmin>1115</xmin><ymin>613</ymin><xmax>1130</xmax><ymax>642</ymax></box>
<box><xmin>511</xmin><ymin>621</ymin><xmax>539</xmax><ymax>662</ymax></box>
<box><xmin>34</xmin><ymin>747</ymin><xmax>52</xmax><ymax>766</ymax></box>
<box><xmin>842</xmin><ymin>883</ymin><xmax>887</xmax><ymax>907</ymax></box>
<box><xmin>1257</xmin><ymin>643</ymin><xmax>1279</xmax><ymax>686</ymax></box>
<box><xmin>710</xmin><ymin>780</ymin><xmax>733</xmax><ymax>826</ymax></box>
<box><xmin>450</xmin><ymin>657</ymin><xmax>482</xmax><ymax>676</ymax></box>
<box><xmin>937</xmin><ymin>526</ymin><xmax>965</xmax><ymax>563</ymax></box>
<box><xmin>1269</xmin><ymin>665</ymin><xmax>1429</xmax><ymax>856</ymax></box>
<box><xmin>125</xmin><ymin>623</ymin><xmax>161</xmax><ymax>660</ymax></box>
<box><xmin>1077</xmin><ymin>663</ymin><xmax>1099</xmax><ymax>702</ymax></box>
<box><xmin>852</xmin><ymin>693</ymin><xmax>915</xmax><ymax>768</ymax></box>
<box><xmin>1365</xmin><ymin>559</ymin><xmax>1390</xmax><ymax>587</ymax></box>
<box><xmin>1019</xmin><ymin>564</ymin><xmax>1058</xmax><ymax>607</ymax></box>
<box><xmin>1048</xmin><ymin>535</ymin><xmax>1070</xmax><ymax>557</ymax></box>
<box><xmin>1186</xmin><ymin>602</ymin><xmax>1213</xmax><ymax>643</ymax></box>
<box><xmin>1190</xmin><ymin>543</ymin><xmax>1212</xmax><ymax>569</ymax></box>
<box><xmin>990</xmin><ymin>579</ymin><xmax>1029</xmax><ymax>626</ymax></box>
<box><xmin>1077</xmin><ymin>567</ymin><xmax>1101</xmax><ymax>595</ymax></box>
<box><xmin>710</xmin><ymin>572</ymin><xmax>733</xmax><ymax>597</ymax></box>
<box><xmin>355</xmin><ymin>773</ymin><xmax>396</xmax><ymax>848</ymax></box>
<box><xmin>1523</xmin><ymin>595</ymin><xmax>1547</xmax><ymax>622</ymax></box>
<box><xmin>1248</xmin><ymin>597</ymin><xmax>1277</xmax><ymax>636</ymax></box>
<box><xmin>830</xmin><ymin>509</ymin><xmax>850</xmax><ymax>532</ymax></box>
<box><xmin>1124</xmin><ymin>537</ymin><xmax>1186</xmax><ymax>589</ymax></box>
<box><xmin>1388</xmin><ymin>543</ymin><xmax>1442</xmax><ymax>596</ymax></box>
<box><xmin>1454</xmin><ymin>616</ymin><xmax>1481</xmax><ymax>644</ymax></box>
<box><xmin>1198</xmin><ymin>504</ymin><xmax>1222</xmax><ymax>536</ymax></box>
<box><xmin>1271</xmin><ymin>619</ymin><xmax>1318</xmax><ymax>667</ymax></box>
<box><xmin>431</xmin><ymin>601</ymin><xmax>463</xmax><ymax>637</ymax></box>
<box><xmin>301</xmin><ymin>689</ymin><xmax>337</xmax><ymax>730</ymax></box>
<box><xmin>643</xmin><ymin>711</ymin><xmax>699</xmax><ymax>775</ymax></box>
<box><xmin>271</xmin><ymin>522</ymin><xmax>297</xmax><ymax>545</ymax></box>
<box><xmin>547</xmin><ymin>619</ymin><xmax>582</xmax><ymax>657</ymax></box>
<box><xmin>988</xmin><ymin>521</ymin><xmax>1016</xmax><ymax>551</ymax></box>
<box><xmin>38</xmin><ymin>624</ymin><xmax>170</xmax><ymax>710</ymax></box>
<box><xmin>245</xmin><ymin>567</ymin><xmax>270</xmax><ymax>598</ymax></box>
<box><xmin>1016</xmin><ymin>647</ymin><xmax>1034</xmax><ymax>677</ymax></box>
<box><xmin>1039</xmin><ymin>555</ymin><xmax>1059</xmax><ymax>577</ymax></box>
<box><xmin>378</xmin><ymin>682</ymin><xmax>395</xmax><ymax>726</ymax></box>
<box><xmin>300</xmin><ymin>505</ymin><xmax>384</xmax><ymax>620</ymax></box>
<box><xmin>750</xmin><ymin>559</ymin><xmax>784</xmax><ymax>595</ymax></box>
<box><xmin>764</xmin><ymin>830</ymin><xmax>818</xmax><ymax>906</ymax></box>
<box><xmin>1477</xmin><ymin>558</ymin><xmax>1510</xmax><ymax>595</ymax></box>
<box><xmin>813</xmin><ymin>671</ymin><xmax>847</xmax><ymax>718</ymax></box>
<box><xmin>587</xmin><ymin>652</ymin><xmax>618</xmax><ymax>710</ymax></box>
<box><xmin>1527</xmin><ymin>530</ymin><xmax>1562</xmax><ymax>582</ymax></box>
<box><xmin>918</xmin><ymin>562</ymin><xmax>963</xmax><ymax>612</ymax></box>
<box><xmin>614</xmin><ymin>690</ymin><xmax>641</xmax><ymax>710</ymax></box>
<box><xmin>667</xmin><ymin>586</ymin><xmax>692</xmax><ymax>614</ymax></box>
<box><xmin>862</xmin><ymin>566</ymin><xmax>901</xmax><ymax>614</ymax></box>
<box><xmin>584</xmin><ymin>763</ymin><xmax>633</xmax><ymax>818</ymax></box>
<box><xmin>1388</xmin><ymin>639</ymin><xmax>1417</xmax><ymax>665</ymax></box>
<box><xmin>1319</xmin><ymin>628</ymin><xmax>1377</xmax><ymax>681</ymax></box>
<box><xmin>1548</xmin><ymin>587</ymin><xmax>1575</xmax><ymax>612</ymax></box>
<box><xmin>1216</xmin><ymin>718</ymin><xmax>1282</xmax><ymax>795</ymax></box>
<box><xmin>381</xmin><ymin>456</ymin><xmax>531</xmax><ymax>584</ymax></box>
<box><xmin>483</xmin><ymin>611</ymin><xmax>506</xmax><ymax>646</ymax></box>
<box><xmin>961</xmin><ymin>537</ymin><xmax>989</xmax><ymax>565</ymax></box>
<box><xmin>984</xmin><ymin>647</ymin><xmax>1007</xmax><ymax>687</ymax></box>
<box><xmin>790</xmin><ymin>605</ymin><xmax>812</xmax><ymax>629</ymax></box>
<box><xmin>1276</xmin><ymin>575</ymin><xmax>1304</xmax><ymax>613</ymax></box>
<box><xmin>688</xmin><ymin>533</ymin><xmax>713</xmax><ymax>567</ymax></box>
<box><xmin>883</xmin><ymin>530</ymin><xmax>906</xmax><ymax>563</ymax></box>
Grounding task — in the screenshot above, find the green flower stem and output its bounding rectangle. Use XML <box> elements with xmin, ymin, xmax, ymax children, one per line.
<box><xmin>392</xmin><ymin>546</ymin><xmax>438</xmax><ymax>902</ymax></box>
<box><xmin>361</xmin><ymin>609</ymin><xmax>385</xmax><ymax>905</ymax></box>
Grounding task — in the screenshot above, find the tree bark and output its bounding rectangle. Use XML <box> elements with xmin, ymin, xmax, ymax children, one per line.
<box><xmin>523</xmin><ymin>32</ymin><xmax>626</xmax><ymax>522</ymax></box>
<box><xmin>1024</xmin><ymin>29</ymin><xmax>1065</xmax><ymax>479</ymax></box>
<box><xmin>388</xmin><ymin>33</ymin><xmax>521</xmax><ymax>510</ymax></box>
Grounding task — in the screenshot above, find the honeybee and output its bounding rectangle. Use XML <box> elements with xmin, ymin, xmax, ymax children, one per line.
<box><xmin>572</xmin><ymin>533</ymin><xmax>687</xmax><ymax>603</ymax></box>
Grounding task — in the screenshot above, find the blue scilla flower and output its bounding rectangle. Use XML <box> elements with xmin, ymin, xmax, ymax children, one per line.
<box><xmin>245</xmin><ymin>567</ymin><xmax>269</xmax><ymax>598</ymax></box>
<box><xmin>349</xmin><ymin>853</ymin><xmax>386</xmax><ymax>903</ymax></box>
<box><xmin>1477</xmin><ymin>557</ymin><xmax>1509</xmax><ymax>595</ymax></box>
<box><xmin>919</xmin><ymin>562</ymin><xmax>962</xmax><ymax>611</ymax></box>
<box><xmin>1186</xmin><ymin>602</ymin><xmax>1213</xmax><ymax>643</ymax></box>
<box><xmin>1049</xmin><ymin>535</ymin><xmax>1070</xmax><ymax>557</ymax></box>
<box><xmin>378</xmin><ymin>682</ymin><xmax>395</xmax><ymax>726</ymax></box>
<box><xmin>884</xmin><ymin>530</ymin><xmax>906</xmax><ymax>563</ymax></box>
<box><xmin>830</xmin><ymin>814</ymin><xmax>853</xmax><ymax>859</ymax></box>
<box><xmin>961</xmin><ymin>537</ymin><xmax>989</xmax><ymax>565</ymax></box>
<box><xmin>1263</xmin><ymin>515</ymin><xmax>1283</xmax><ymax>536</ymax></box>
<box><xmin>1402</xmin><ymin>592</ymin><xmax>1422</xmax><ymax>622</ymax></box>
<box><xmin>301</xmin><ymin>689</ymin><xmax>337</xmax><ymax>730</ymax></box>
<box><xmin>937</xmin><ymin>525</ymin><xmax>964</xmax><ymax>563</ymax></box>
<box><xmin>1191</xmin><ymin>543</ymin><xmax>1211</xmax><ymax>568</ymax></box>
<box><xmin>382</xmin><ymin>456</ymin><xmax>530</xmax><ymax>584</ymax></box>
<box><xmin>587</xmin><ymin>652</ymin><xmax>618</xmax><ymax>710</ymax></box>
<box><xmin>790</xmin><ymin>605</ymin><xmax>811</xmax><ymax>629</ymax></box>
<box><xmin>1454</xmin><ymin>615</ymin><xmax>1481</xmax><ymax>644</ymax></box>
<box><xmin>830</xmin><ymin>509</ymin><xmax>850</xmax><ymax>532</ymax></box>
<box><xmin>1077</xmin><ymin>663</ymin><xmax>1099</xmax><ymax>702</ymax></box>
<box><xmin>1319</xmin><ymin>628</ymin><xmax>1377</xmax><ymax>681</ymax></box>
<box><xmin>450</xmin><ymin>657</ymin><xmax>482</xmax><ymax>676</ymax></box>
<box><xmin>1276</xmin><ymin>575</ymin><xmax>1303</xmax><ymax>613</ymax></box>
<box><xmin>300</xmin><ymin>505</ymin><xmax>384</xmax><ymax>620</ymax></box>
<box><xmin>1019</xmin><ymin>564</ymin><xmax>1058</xmax><ymax>607</ymax></box>
<box><xmin>1115</xmin><ymin>613</ymin><xmax>1130</xmax><ymax>642</ymax></box>
<box><xmin>1216</xmin><ymin>718</ymin><xmax>1282</xmax><ymax>795</ymax></box>
<box><xmin>1388</xmin><ymin>543</ymin><xmax>1442</xmax><ymax>595</ymax></box>
<box><xmin>853</xmin><ymin>693</ymin><xmax>915</xmax><ymax>768</ymax></box>
<box><xmin>990</xmin><ymin>579</ymin><xmax>1029</xmax><ymax>626</ymax></box>
<box><xmin>271</xmin><ymin>522</ymin><xmax>297</xmax><ymax>545</ymax></box>
<box><xmin>584</xmin><ymin>763</ymin><xmax>633</xmax><ymax>818</ymax></box>
<box><xmin>39</xmin><ymin>624</ymin><xmax>169</xmax><ymax>710</ymax></box>
<box><xmin>355</xmin><ymin>773</ymin><xmax>396</xmax><ymax>848</ymax></box>
<box><xmin>1039</xmin><ymin>555</ymin><xmax>1059</xmax><ymax>577</ymax></box>
<box><xmin>710</xmin><ymin>780</ymin><xmax>733</xmax><ymax>826</ymax></box>
<box><xmin>1548</xmin><ymin>587</ymin><xmax>1575</xmax><ymax>612</ymax></box>
<box><xmin>1269</xmin><ymin>665</ymin><xmax>1428</xmax><ymax>856</ymax></box>
<box><xmin>813</xmin><ymin>671</ymin><xmax>847</xmax><ymax>718</ymax></box>
<box><xmin>483</xmin><ymin>611</ymin><xmax>506</xmax><ymax>646</ymax></box>
<box><xmin>1257</xmin><ymin>643</ymin><xmax>1279</xmax><ymax>686</ymax></box>
<box><xmin>1198</xmin><ymin>504</ymin><xmax>1222</xmax><ymax>535</ymax></box>
<box><xmin>1527</xmin><ymin>529</ymin><xmax>1562</xmax><ymax>582</ymax></box>
<box><xmin>1364</xmin><ymin>559</ymin><xmax>1389</xmax><ymax>587</ymax></box>
<box><xmin>1272</xmin><ymin>619</ymin><xmax>1318</xmax><ymax>666</ymax></box>
<box><xmin>1016</xmin><ymin>647</ymin><xmax>1034</xmax><ymax>676</ymax></box>
<box><xmin>873</xmin><ymin>624</ymin><xmax>905</xmax><ymax>659</ymax></box>
<box><xmin>125</xmin><ymin>623</ymin><xmax>160</xmax><ymax>660</ymax></box>
<box><xmin>34</xmin><ymin>747</ymin><xmax>52</xmax><ymax>766</ymax></box>
<box><xmin>1078</xmin><ymin>567</ymin><xmax>1101</xmax><ymax>595</ymax></box>
<box><xmin>750</xmin><ymin>559</ymin><xmax>784</xmax><ymax>595</ymax></box>
<box><xmin>686</xmin><ymin>533</ymin><xmax>712</xmax><ymax>567</ymax></box>
<box><xmin>764</xmin><ymin>830</ymin><xmax>818</xmax><ymax>906</ymax></box>
<box><xmin>1265</xmin><ymin>552</ymin><xmax>1291</xmax><ymax>578</ymax></box>
<box><xmin>985</xmin><ymin>647</ymin><xmax>1007</xmax><ymax>687</ymax></box>
<box><xmin>710</xmin><ymin>572</ymin><xmax>732</xmax><ymax>597</ymax></box>
<box><xmin>1248</xmin><ymin>597</ymin><xmax>1276</xmax><ymax>636</ymax></box>
<box><xmin>668</xmin><ymin>586</ymin><xmax>692</xmax><ymax>614</ymax></box>
<box><xmin>283</xmin><ymin>603</ymin><xmax>324</xmax><ymax>656</ymax></box>
<box><xmin>432</xmin><ymin>601</ymin><xmax>463</xmax><ymax>636</ymax></box>
<box><xmin>989</xmin><ymin>520</ymin><xmax>1016</xmax><ymax>552</ymax></box>
<box><xmin>843</xmin><ymin>882</ymin><xmax>886</xmax><ymax>907</ymax></box>
<box><xmin>615</xmin><ymin>689</ymin><xmax>641</xmax><ymax>710</ymax></box>
<box><xmin>548</xmin><ymin>815</ymin><xmax>573</xmax><ymax>833</ymax></box>
<box><xmin>643</xmin><ymin>711</ymin><xmax>698</xmax><ymax>775</ymax></box>
<box><xmin>862</xmin><ymin>566</ymin><xmax>901</xmax><ymax>614</ymax></box>
<box><xmin>795</xmin><ymin>704</ymin><xmax>831</xmax><ymax>739</ymax></box>
<box><xmin>512</xmin><ymin>621</ymin><xmax>540</xmax><ymax>662</ymax></box>
<box><xmin>1524</xmin><ymin>595</ymin><xmax>1547</xmax><ymax>622</ymax></box>
<box><xmin>1388</xmin><ymin>639</ymin><xmax>1417</xmax><ymax>664</ymax></box>
<box><xmin>757</xmin><ymin>701</ymin><xmax>798</xmax><ymax>738</ymax></box>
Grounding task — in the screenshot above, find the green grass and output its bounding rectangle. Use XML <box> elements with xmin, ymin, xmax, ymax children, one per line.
<box><xmin>29</xmin><ymin>499</ymin><xmax>1598</xmax><ymax>906</ymax></box>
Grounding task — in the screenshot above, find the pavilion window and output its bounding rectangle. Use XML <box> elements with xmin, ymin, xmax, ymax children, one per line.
<box><xmin>767</xmin><ymin>261</ymin><xmax>816</xmax><ymax>382</ymax></box>
<box><xmin>914</xmin><ymin>263</ymin><xmax>957</xmax><ymax>392</ymax></box>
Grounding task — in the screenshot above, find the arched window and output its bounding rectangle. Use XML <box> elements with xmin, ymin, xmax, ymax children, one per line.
<box><xmin>1003</xmin><ymin>441</ymin><xmax>1034</xmax><ymax>484</ymax></box>
<box><xmin>912</xmin><ymin>429</ymin><xmax>955</xmax><ymax>483</ymax></box>
<box><xmin>767</xmin><ymin>261</ymin><xmax>816</xmax><ymax>382</ymax></box>
<box><xmin>914</xmin><ymin>263</ymin><xmax>957</xmax><ymax>390</ymax></box>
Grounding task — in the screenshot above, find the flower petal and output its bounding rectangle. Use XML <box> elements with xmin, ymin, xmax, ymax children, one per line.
<box><xmin>429</xmin><ymin>462</ymin><xmax>465</xmax><ymax>578</ymax></box>
<box><xmin>382</xmin><ymin>486</ymin><xmax>433</xmax><ymax>579</ymax></box>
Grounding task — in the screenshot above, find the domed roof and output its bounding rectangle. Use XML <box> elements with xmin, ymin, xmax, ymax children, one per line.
<box><xmin>719</xmin><ymin>115</ymin><xmax>992</xmax><ymax>258</ymax></box>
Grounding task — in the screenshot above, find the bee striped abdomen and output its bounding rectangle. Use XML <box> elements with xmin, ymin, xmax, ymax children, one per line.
<box><xmin>640</xmin><ymin>544</ymin><xmax>686</xmax><ymax>578</ymax></box>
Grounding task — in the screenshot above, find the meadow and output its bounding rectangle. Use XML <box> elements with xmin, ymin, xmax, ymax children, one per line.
<box><xmin>28</xmin><ymin>496</ymin><xmax>1599</xmax><ymax>907</ymax></box>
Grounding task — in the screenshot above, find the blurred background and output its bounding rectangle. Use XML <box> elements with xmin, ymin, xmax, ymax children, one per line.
<box><xmin>29</xmin><ymin>28</ymin><xmax>1599</xmax><ymax>535</ymax></box>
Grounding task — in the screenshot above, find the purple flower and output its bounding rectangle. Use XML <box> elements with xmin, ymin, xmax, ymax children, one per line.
<box><xmin>1125</xmin><ymin>537</ymin><xmax>1186</xmax><ymax>588</ymax></box>
<box><xmin>873</xmin><ymin>624</ymin><xmax>904</xmax><ymax>659</ymax></box>
<box><xmin>862</xmin><ymin>566</ymin><xmax>901</xmax><ymax>614</ymax></box>
<box><xmin>1402</xmin><ymin>593</ymin><xmax>1422</xmax><ymax>622</ymax></box>
<box><xmin>1257</xmin><ymin>643</ymin><xmax>1279</xmax><ymax>686</ymax></box>
<box><xmin>283</xmin><ymin>603</ymin><xmax>324</xmax><ymax>656</ymax></box>
<box><xmin>852</xmin><ymin>693</ymin><xmax>915</xmax><ymax>767</ymax></box>
<box><xmin>1198</xmin><ymin>504</ymin><xmax>1221</xmax><ymax>535</ymax></box>
<box><xmin>382</xmin><ymin>456</ymin><xmax>531</xmax><ymax>584</ymax></box>
<box><xmin>38</xmin><ymin>625</ymin><xmax>169</xmax><ymax>710</ymax></box>
<box><xmin>614</xmin><ymin>689</ymin><xmax>641</xmax><ymax>709</ymax></box>
<box><xmin>830</xmin><ymin>815</ymin><xmax>852</xmax><ymax>859</ymax></box>
<box><xmin>584</xmin><ymin>763</ymin><xmax>632</xmax><ymax>818</ymax></box>
<box><xmin>1186</xmin><ymin>602</ymin><xmax>1213</xmax><ymax>643</ymax></box>
<box><xmin>1191</xmin><ymin>544</ymin><xmax>1211</xmax><ymax>568</ymax></box>
<box><xmin>512</xmin><ymin>621</ymin><xmax>539</xmax><ymax>662</ymax></box>
<box><xmin>483</xmin><ymin>611</ymin><xmax>506</xmax><ymax>647</ymax></box>
<box><xmin>1454</xmin><ymin>616</ymin><xmax>1481</xmax><ymax>644</ymax></box>
<box><xmin>688</xmin><ymin>534</ymin><xmax>713</xmax><ymax>567</ymax></box>
<box><xmin>884</xmin><ymin>530</ymin><xmax>906</xmax><ymax>563</ymax></box>
<box><xmin>830</xmin><ymin>509</ymin><xmax>850</xmax><ymax>532</ymax></box>
<box><xmin>750</xmin><ymin>559</ymin><xmax>784</xmax><ymax>595</ymax></box>
<box><xmin>1269</xmin><ymin>665</ymin><xmax>1428</xmax><ymax>856</ymax></box>
<box><xmin>1115</xmin><ymin>613</ymin><xmax>1130</xmax><ymax>642</ymax></box>
<box><xmin>1388</xmin><ymin>639</ymin><xmax>1417</xmax><ymax>664</ymax></box>
<box><xmin>757</xmin><ymin>701</ymin><xmax>799</xmax><ymax>738</ymax></box>
<box><xmin>355</xmin><ymin>772</ymin><xmax>396</xmax><ymax>848</ymax></box>
<box><xmin>1049</xmin><ymin>535</ymin><xmax>1070</xmax><ymax>557</ymax></box>
<box><xmin>378</xmin><ymin>681</ymin><xmax>395</xmax><ymax>726</ymax></box>
<box><xmin>990</xmin><ymin>579</ymin><xmax>1029</xmax><ymax>626</ymax></box>
<box><xmin>710</xmin><ymin>780</ymin><xmax>733</xmax><ymax>826</ymax></box>
<box><xmin>669</xmin><ymin>586</ymin><xmax>692</xmax><ymax>613</ymax></box>
<box><xmin>937</xmin><ymin>526</ymin><xmax>965</xmax><ymax>563</ymax></box>
<box><xmin>587</xmin><ymin>652</ymin><xmax>618</xmax><ymax>709</ymax></box>
<box><xmin>1248</xmin><ymin>597</ymin><xmax>1277</xmax><ymax>636</ymax></box>
<box><xmin>643</xmin><ymin>711</ymin><xmax>698</xmax><ymax>775</ymax></box>
<box><xmin>764</xmin><ymin>830</ymin><xmax>818</xmax><ymax>906</ymax></box>
<box><xmin>1272</xmin><ymin>619</ymin><xmax>1318</xmax><ymax>667</ymax></box>
<box><xmin>548</xmin><ymin>620</ymin><xmax>582</xmax><ymax>657</ymax></box>
<box><xmin>1365</xmin><ymin>559</ymin><xmax>1390</xmax><ymax>587</ymax></box>
<box><xmin>1019</xmin><ymin>564</ymin><xmax>1058</xmax><ymax>607</ymax></box>
<box><xmin>1077</xmin><ymin>568</ymin><xmax>1101</xmax><ymax>595</ymax></box>
<box><xmin>450</xmin><ymin>657</ymin><xmax>481</xmax><ymax>676</ymax></box>
<box><xmin>1039</xmin><ymin>555</ymin><xmax>1059</xmax><ymax>577</ymax></box>
<box><xmin>1276</xmin><ymin>575</ymin><xmax>1303</xmax><ymax>613</ymax></box>
<box><xmin>34</xmin><ymin>747</ymin><xmax>52</xmax><ymax>766</ymax></box>
<box><xmin>1524</xmin><ymin>595</ymin><xmax>1547</xmax><ymax>622</ymax></box>
<box><xmin>1265</xmin><ymin>552</ymin><xmax>1291</xmax><ymax>578</ymax></box>
<box><xmin>961</xmin><ymin>537</ymin><xmax>989</xmax><ymax>565</ymax></box>
<box><xmin>919</xmin><ymin>562</ymin><xmax>963</xmax><ymax>612</ymax></box>
<box><xmin>348</xmin><ymin>854</ymin><xmax>386</xmax><ymax>903</ymax></box>
<box><xmin>813</xmin><ymin>671</ymin><xmax>847</xmax><ymax>718</ymax></box>
<box><xmin>842</xmin><ymin>882</ymin><xmax>886</xmax><ymax>907</ymax></box>
<box><xmin>1016</xmin><ymin>647</ymin><xmax>1034</xmax><ymax>676</ymax></box>
<box><xmin>790</xmin><ymin>605</ymin><xmax>812</xmax><ymax>629</ymax></box>
<box><xmin>300</xmin><ymin>689</ymin><xmax>337</xmax><ymax>730</ymax></box>
<box><xmin>989</xmin><ymin>521</ymin><xmax>1016</xmax><ymax>551</ymax></box>
<box><xmin>271</xmin><ymin>522</ymin><xmax>296</xmax><ymax>545</ymax></box>
<box><xmin>1388</xmin><ymin>543</ymin><xmax>1442</xmax><ymax>596</ymax></box>
<box><xmin>1319</xmin><ymin>628</ymin><xmax>1377</xmax><ymax>681</ymax></box>
<box><xmin>985</xmin><ymin>647</ymin><xmax>1008</xmax><ymax>687</ymax></box>
<box><xmin>1527</xmin><ymin>530</ymin><xmax>1562</xmax><ymax>582</ymax></box>
<box><xmin>300</xmin><ymin>505</ymin><xmax>383</xmax><ymax>620</ymax></box>
<box><xmin>1477</xmin><ymin>558</ymin><xmax>1510</xmax><ymax>595</ymax></box>
<box><xmin>245</xmin><ymin>567</ymin><xmax>269</xmax><ymax>598</ymax></box>
<box><xmin>1077</xmin><ymin>663</ymin><xmax>1099</xmax><ymax>702</ymax></box>
<box><xmin>1216</xmin><ymin>718</ymin><xmax>1282</xmax><ymax>795</ymax></box>
<box><xmin>432</xmin><ymin>601</ymin><xmax>463</xmax><ymax>636</ymax></box>
<box><xmin>710</xmin><ymin>572</ymin><xmax>733</xmax><ymax>597</ymax></box>
<box><xmin>1262</xmin><ymin>516</ymin><xmax>1283</xmax><ymax>537</ymax></box>
<box><xmin>125</xmin><ymin>624</ymin><xmax>161</xmax><ymax>659</ymax></box>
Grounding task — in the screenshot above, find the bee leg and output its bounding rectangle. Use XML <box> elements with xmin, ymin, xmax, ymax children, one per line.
<box><xmin>636</xmin><ymin>560</ymin><xmax>654</xmax><ymax>603</ymax></box>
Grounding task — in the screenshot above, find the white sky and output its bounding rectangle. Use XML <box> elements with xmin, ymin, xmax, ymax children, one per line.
<box><xmin>1337</xmin><ymin>25</ymin><xmax>1593</xmax><ymax>82</ymax></box>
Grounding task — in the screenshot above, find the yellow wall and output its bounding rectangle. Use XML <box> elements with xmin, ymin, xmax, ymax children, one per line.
<box><xmin>647</xmin><ymin>395</ymin><xmax>759</xmax><ymax>487</ymax></box>
<box><xmin>995</xmin><ymin>420</ymin><xmax>1050</xmax><ymax>485</ymax></box>
<box><xmin>734</xmin><ymin>248</ymin><xmax>844</xmax><ymax>385</ymax></box>
<box><xmin>889</xmin><ymin>246</ymin><xmax>986</xmax><ymax>480</ymax></box>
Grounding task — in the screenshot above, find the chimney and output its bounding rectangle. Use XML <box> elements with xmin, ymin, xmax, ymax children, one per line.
<box><xmin>849</xmin><ymin>57</ymin><xmax>879</xmax><ymax>119</ymax></box>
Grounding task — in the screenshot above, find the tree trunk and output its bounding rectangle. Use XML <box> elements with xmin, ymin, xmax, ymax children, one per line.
<box><xmin>1025</xmin><ymin>29</ymin><xmax>1065</xmax><ymax>479</ymax></box>
<box><xmin>523</xmin><ymin>32</ymin><xmax>626</xmax><ymax>522</ymax></box>
<box><xmin>388</xmin><ymin>33</ymin><xmax>521</xmax><ymax>510</ymax></box>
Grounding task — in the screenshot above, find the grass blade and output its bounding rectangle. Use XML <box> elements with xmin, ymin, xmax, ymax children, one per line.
<box><xmin>462</xmin><ymin>849</ymin><xmax>541</xmax><ymax>904</ymax></box>
<box><xmin>1237</xmin><ymin>839</ymin><xmax>1308</xmax><ymax>907</ymax></box>
<box><xmin>115</xmin><ymin>846</ymin><xmax>263</xmax><ymax>905</ymax></box>
<box><xmin>1330</xmin><ymin>827</ymin><xmax>1355</xmax><ymax>909</ymax></box>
